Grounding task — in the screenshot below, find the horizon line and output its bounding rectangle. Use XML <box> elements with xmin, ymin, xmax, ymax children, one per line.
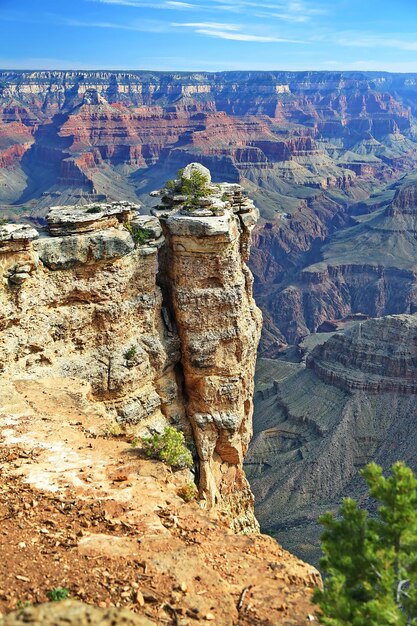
<box><xmin>1</xmin><ymin>67</ymin><xmax>417</xmax><ymax>74</ymax></box>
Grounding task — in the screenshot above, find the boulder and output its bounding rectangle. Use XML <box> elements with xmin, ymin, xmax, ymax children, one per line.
<box><xmin>181</xmin><ymin>162</ymin><xmax>211</xmax><ymax>183</ymax></box>
<box><xmin>0</xmin><ymin>600</ymin><xmax>155</xmax><ymax>626</ymax></box>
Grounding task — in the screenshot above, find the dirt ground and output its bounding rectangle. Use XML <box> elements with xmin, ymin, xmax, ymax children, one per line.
<box><xmin>0</xmin><ymin>376</ymin><xmax>320</xmax><ymax>625</ymax></box>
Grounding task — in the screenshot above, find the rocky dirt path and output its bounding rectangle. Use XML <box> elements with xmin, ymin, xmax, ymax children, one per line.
<box><xmin>0</xmin><ymin>376</ymin><xmax>320</xmax><ymax>625</ymax></box>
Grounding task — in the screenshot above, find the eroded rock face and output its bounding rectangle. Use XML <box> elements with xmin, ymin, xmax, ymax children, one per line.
<box><xmin>256</xmin><ymin>178</ymin><xmax>417</xmax><ymax>349</ymax></box>
<box><xmin>154</xmin><ymin>174</ymin><xmax>262</xmax><ymax>531</ymax></box>
<box><xmin>0</xmin><ymin>166</ymin><xmax>262</xmax><ymax>532</ymax></box>
<box><xmin>307</xmin><ymin>314</ymin><xmax>417</xmax><ymax>393</ymax></box>
<box><xmin>248</xmin><ymin>313</ymin><xmax>417</xmax><ymax>566</ymax></box>
<box><xmin>46</xmin><ymin>201</ymin><xmax>140</xmax><ymax>236</ymax></box>
<box><xmin>0</xmin><ymin>203</ymin><xmax>178</xmax><ymax>434</ymax></box>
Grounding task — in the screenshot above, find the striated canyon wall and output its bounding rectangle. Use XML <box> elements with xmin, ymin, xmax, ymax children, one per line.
<box><xmin>1</xmin><ymin>69</ymin><xmax>417</xmax><ymax>212</ymax></box>
<box><xmin>307</xmin><ymin>314</ymin><xmax>417</xmax><ymax>393</ymax></box>
<box><xmin>0</xmin><ymin>164</ymin><xmax>261</xmax><ymax>532</ymax></box>
<box><xmin>247</xmin><ymin>313</ymin><xmax>417</xmax><ymax>565</ymax></box>
<box><xmin>255</xmin><ymin>177</ymin><xmax>417</xmax><ymax>350</ymax></box>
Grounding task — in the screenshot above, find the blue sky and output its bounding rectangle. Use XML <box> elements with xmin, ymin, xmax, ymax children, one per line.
<box><xmin>1</xmin><ymin>0</ymin><xmax>417</xmax><ymax>72</ymax></box>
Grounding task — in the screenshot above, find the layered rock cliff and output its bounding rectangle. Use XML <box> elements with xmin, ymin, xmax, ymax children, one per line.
<box><xmin>3</xmin><ymin>70</ymin><xmax>417</xmax><ymax>357</ymax></box>
<box><xmin>0</xmin><ymin>164</ymin><xmax>261</xmax><ymax>532</ymax></box>
<box><xmin>256</xmin><ymin>176</ymin><xmax>417</xmax><ymax>349</ymax></box>
<box><xmin>247</xmin><ymin>314</ymin><xmax>417</xmax><ymax>566</ymax></box>
<box><xmin>1</xmin><ymin>70</ymin><xmax>417</xmax><ymax>213</ymax></box>
<box><xmin>307</xmin><ymin>315</ymin><xmax>417</xmax><ymax>393</ymax></box>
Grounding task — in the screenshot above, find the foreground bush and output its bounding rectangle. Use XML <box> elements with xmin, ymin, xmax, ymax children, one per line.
<box><xmin>142</xmin><ymin>426</ymin><xmax>193</xmax><ymax>469</ymax></box>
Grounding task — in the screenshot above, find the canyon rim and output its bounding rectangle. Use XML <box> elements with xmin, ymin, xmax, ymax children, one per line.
<box><xmin>2</xmin><ymin>0</ymin><xmax>417</xmax><ymax>622</ymax></box>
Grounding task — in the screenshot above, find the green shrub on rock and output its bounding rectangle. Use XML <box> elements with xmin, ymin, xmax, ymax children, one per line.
<box><xmin>126</xmin><ymin>223</ymin><xmax>153</xmax><ymax>245</ymax></box>
<box><xmin>181</xmin><ymin>169</ymin><xmax>211</xmax><ymax>211</ymax></box>
<box><xmin>124</xmin><ymin>345</ymin><xmax>137</xmax><ymax>361</ymax></box>
<box><xmin>142</xmin><ymin>426</ymin><xmax>193</xmax><ymax>469</ymax></box>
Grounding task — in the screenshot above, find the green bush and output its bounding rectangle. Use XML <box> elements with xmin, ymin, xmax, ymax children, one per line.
<box><xmin>164</xmin><ymin>178</ymin><xmax>177</xmax><ymax>192</ymax></box>
<box><xmin>181</xmin><ymin>169</ymin><xmax>211</xmax><ymax>211</ymax></box>
<box><xmin>124</xmin><ymin>345</ymin><xmax>137</xmax><ymax>361</ymax></box>
<box><xmin>142</xmin><ymin>426</ymin><xmax>193</xmax><ymax>469</ymax></box>
<box><xmin>16</xmin><ymin>601</ymin><xmax>31</xmax><ymax>609</ymax></box>
<box><xmin>126</xmin><ymin>223</ymin><xmax>153</xmax><ymax>245</ymax></box>
<box><xmin>46</xmin><ymin>587</ymin><xmax>69</xmax><ymax>602</ymax></box>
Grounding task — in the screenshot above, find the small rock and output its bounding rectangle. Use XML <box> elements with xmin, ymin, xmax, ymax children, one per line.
<box><xmin>135</xmin><ymin>590</ymin><xmax>145</xmax><ymax>606</ymax></box>
<box><xmin>14</xmin><ymin>575</ymin><xmax>30</xmax><ymax>582</ymax></box>
<box><xmin>112</xmin><ymin>474</ymin><xmax>129</xmax><ymax>482</ymax></box>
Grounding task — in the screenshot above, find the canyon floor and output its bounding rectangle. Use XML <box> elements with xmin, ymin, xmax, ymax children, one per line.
<box><xmin>0</xmin><ymin>376</ymin><xmax>320</xmax><ymax>625</ymax></box>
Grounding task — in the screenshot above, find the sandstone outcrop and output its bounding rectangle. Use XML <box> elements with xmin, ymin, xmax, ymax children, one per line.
<box><xmin>0</xmin><ymin>166</ymin><xmax>261</xmax><ymax>532</ymax></box>
<box><xmin>1</xmin><ymin>200</ymin><xmax>175</xmax><ymax>437</ymax></box>
<box><xmin>152</xmin><ymin>164</ymin><xmax>262</xmax><ymax>530</ymax></box>
<box><xmin>0</xmin><ymin>171</ymin><xmax>322</xmax><ymax>622</ymax></box>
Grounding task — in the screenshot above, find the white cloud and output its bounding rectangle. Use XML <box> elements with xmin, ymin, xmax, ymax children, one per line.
<box><xmin>175</xmin><ymin>22</ymin><xmax>240</xmax><ymax>30</ymax></box>
<box><xmin>88</xmin><ymin>0</ymin><xmax>326</xmax><ymax>18</ymax></box>
<box><xmin>166</xmin><ymin>1</ymin><xmax>194</xmax><ymax>6</ymax></box>
<box><xmin>62</xmin><ymin>17</ymin><xmax>168</xmax><ymax>32</ymax></box>
<box><xmin>200</xmin><ymin>0</ymin><xmax>326</xmax><ymax>16</ymax></box>
<box><xmin>254</xmin><ymin>1</ymin><xmax>327</xmax><ymax>22</ymax></box>
<box><xmin>174</xmin><ymin>19</ymin><xmax>304</xmax><ymax>43</ymax></box>
<box><xmin>195</xmin><ymin>28</ymin><xmax>301</xmax><ymax>42</ymax></box>
<box><xmin>267</xmin><ymin>13</ymin><xmax>309</xmax><ymax>23</ymax></box>
<box><xmin>335</xmin><ymin>33</ymin><xmax>417</xmax><ymax>52</ymax></box>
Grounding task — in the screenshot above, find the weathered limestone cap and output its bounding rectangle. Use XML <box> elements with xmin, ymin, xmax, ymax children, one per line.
<box><xmin>0</xmin><ymin>223</ymin><xmax>39</xmax><ymax>253</ymax></box>
<box><xmin>181</xmin><ymin>162</ymin><xmax>212</xmax><ymax>183</ymax></box>
<box><xmin>128</xmin><ymin>215</ymin><xmax>165</xmax><ymax>254</ymax></box>
<box><xmin>0</xmin><ymin>223</ymin><xmax>39</xmax><ymax>243</ymax></box>
<box><xmin>47</xmin><ymin>201</ymin><xmax>141</xmax><ymax>236</ymax></box>
<box><xmin>150</xmin><ymin>162</ymin><xmax>257</xmax><ymax>223</ymax></box>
